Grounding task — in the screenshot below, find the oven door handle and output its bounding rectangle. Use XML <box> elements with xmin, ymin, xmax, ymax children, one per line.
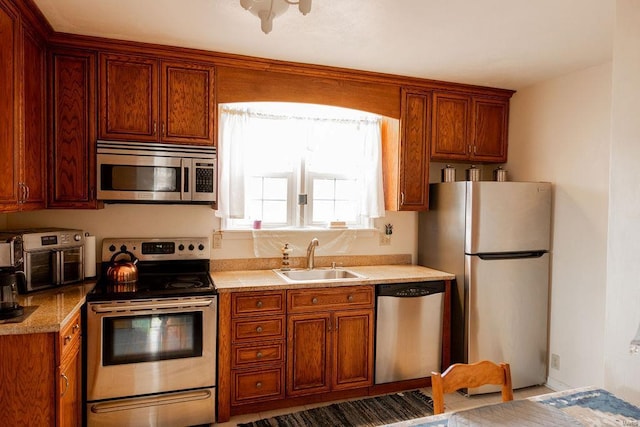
<box><xmin>90</xmin><ymin>298</ymin><xmax>215</xmax><ymax>313</ymax></box>
<box><xmin>89</xmin><ymin>389</ymin><xmax>212</xmax><ymax>414</ymax></box>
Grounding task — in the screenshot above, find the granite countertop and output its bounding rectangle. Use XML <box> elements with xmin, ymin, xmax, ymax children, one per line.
<box><xmin>0</xmin><ymin>281</ymin><xmax>96</xmax><ymax>336</ymax></box>
<box><xmin>212</xmin><ymin>264</ymin><xmax>455</xmax><ymax>292</ymax></box>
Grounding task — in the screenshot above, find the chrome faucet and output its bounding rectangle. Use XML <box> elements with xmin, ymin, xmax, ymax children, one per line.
<box><xmin>306</xmin><ymin>237</ymin><xmax>319</xmax><ymax>270</ymax></box>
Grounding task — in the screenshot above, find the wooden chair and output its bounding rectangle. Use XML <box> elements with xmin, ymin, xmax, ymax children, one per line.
<box><xmin>430</xmin><ymin>360</ymin><xmax>514</xmax><ymax>414</ymax></box>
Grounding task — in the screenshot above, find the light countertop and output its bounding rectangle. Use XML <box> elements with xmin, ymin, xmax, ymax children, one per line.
<box><xmin>212</xmin><ymin>264</ymin><xmax>455</xmax><ymax>292</ymax></box>
<box><xmin>0</xmin><ymin>281</ymin><xmax>95</xmax><ymax>336</ymax></box>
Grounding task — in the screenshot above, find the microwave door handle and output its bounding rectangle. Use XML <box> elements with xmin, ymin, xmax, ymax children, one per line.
<box><xmin>181</xmin><ymin>159</ymin><xmax>192</xmax><ymax>201</ymax></box>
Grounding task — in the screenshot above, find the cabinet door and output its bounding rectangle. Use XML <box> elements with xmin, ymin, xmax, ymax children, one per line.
<box><xmin>471</xmin><ymin>97</ymin><xmax>509</xmax><ymax>162</ymax></box>
<box><xmin>49</xmin><ymin>48</ymin><xmax>98</xmax><ymax>208</ymax></box>
<box><xmin>399</xmin><ymin>88</ymin><xmax>431</xmax><ymax>211</ymax></box>
<box><xmin>332</xmin><ymin>309</ymin><xmax>373</xmax><ymax>390</ymax></box>
<box><xmin>287</xmin><ymin>312</ymin><xmax>331</xmax><ymax>396</ymax></box>
<box><xmin>99</xmin><ymin>53</ymin><xmax>159</xmax><ymax>141</ymax></box>
<box><xmin>0</xmin><ymin>0</ymin><xmax>19</xmax><ymax>211</ymax></box>
<box><xmin>161</xmin><ymin>61</ymin><xmax>215</xmax><ymax>145</ymax></box>
<box><xmin>58</xmin><ymin>343</ymin><xmax>82</xmax><ymax>427</ymax></box>
<box><xmin>430</xmin><ymin>92</ymin><xmax>471</xmax><ymax>161</ymax></box>
<box><xmin>21</xmin><ymin>26</ymin><xmax>46</xmax><ymax>210</ymax></box>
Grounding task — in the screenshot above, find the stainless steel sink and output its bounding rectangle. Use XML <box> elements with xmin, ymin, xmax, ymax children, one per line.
<box><xmin>274</xmin><ymin>268</ymin><xmax>366</xmax><ymax>283</ymax></box>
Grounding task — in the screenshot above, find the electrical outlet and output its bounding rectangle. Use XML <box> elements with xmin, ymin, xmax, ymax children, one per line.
<box><xmin>212</xmin><ymin>232</ymin><xmax>222</xmax><ymax>249</ymax></box>
<box><xmin>551</xmin><ymin>353</ymin><xmax>560</xmax><ymax>370</ymax></box>
<box><xmin>379</xmin><ymin>233</ymin><xmax>391</xmax><ymax>246</ymax></box>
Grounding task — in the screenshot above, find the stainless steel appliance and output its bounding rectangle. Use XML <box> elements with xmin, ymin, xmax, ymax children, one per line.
<box><xmin>374</xmin><ymin>281</ymin><xmax>445</xmax><ymax>384</ymax></box>
<box><xmin>418</xmin><ymin>181</ymin><xmax>552</xmax><ymax>395</ymax></box>
<box><xmin>97</xmin><ymin>140</ymin><xmax>216</xmax><ymax>203</ymax></box>
<box><xmin>0</xmin><ymin>235</ymin><xmax>23</xmax><ymax>268</ymax></box>
<box><xmin>86</xmin><ymin>237</ymin><xmax>217</xmax><ymax>427</ymax></box>
<box><xmin>0</xmin><ymin>228</ymin><xmax>85</xmax><ymax>293</ymax></box>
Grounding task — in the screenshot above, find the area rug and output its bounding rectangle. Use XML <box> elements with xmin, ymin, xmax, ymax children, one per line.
<box><xmin>238</xmin><ymin>390</ymin><xmax>433</xmax><ymax>427</ymax></box>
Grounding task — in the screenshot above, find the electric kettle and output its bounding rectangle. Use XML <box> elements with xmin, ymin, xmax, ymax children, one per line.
<box><xmin>0</xmin><ymin>270</ymin><xmax>24</xmax><ymax>319</ymax></box>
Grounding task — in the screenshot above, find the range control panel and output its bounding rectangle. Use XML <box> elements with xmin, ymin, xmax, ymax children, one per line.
<box><xmin>102</xmin><ymin>237</ymin><xmax>210</xmax><ymax>262</ymax></box>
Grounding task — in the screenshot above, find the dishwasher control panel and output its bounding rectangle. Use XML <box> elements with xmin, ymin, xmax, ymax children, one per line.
<box><xmin>376</xmin><ymin>281</ymin><xmax>445</xmax><ymax>297</ymax></box>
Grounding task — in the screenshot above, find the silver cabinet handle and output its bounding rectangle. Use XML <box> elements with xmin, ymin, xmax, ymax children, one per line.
<box><xmin>312</xmin><ymin>297</ymin><xmax>318</xmax><ymax>304</ymax></box>
<box><xmin>256</xmin><ymin>300</ymin><xmax>263</xmax><ymax>308</ymax></box>
<box><xmin>256</xmin><ymin>326</ymin><xmax>263</xmax><ymax>333</ymax></box>
<box><xmin>256</xmin><ymin>351</ymin><xmax>263</xmax><ymax>359</ymax></box>
<box><xmin>347</xmin><ymin>295</ymin><xmax>354</xmax><ymax>302</ymax></box>
<box><xmin>61</xmin><ymin>373</ymin><xmax>69</xmax><ymax>397</ymax></box>
<box><xmin>400</xmin><ymin>192</ymin><xmax>405</xmax><ymax>206</ymax></box>
<box><xmin>153</xmin><ymin>121</ymin><xmax>157</xmax><ymax>135</ymax></box>
<box><xmin>255</xmin><ymin>382</ymin><xmax>262</xmax><ymax>389</ymax></box>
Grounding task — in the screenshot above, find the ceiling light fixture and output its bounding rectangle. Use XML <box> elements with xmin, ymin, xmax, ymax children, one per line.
<box><xmin>240</xmin><ymin>0</ymin><xmax>311</xmax><ymax>34</ymax></box>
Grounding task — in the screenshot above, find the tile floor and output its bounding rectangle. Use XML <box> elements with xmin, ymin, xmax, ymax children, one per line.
<box><xmin>215</xmin><ymin>385</ymin><xmax>553</xmax><ymax>426</ymax></box>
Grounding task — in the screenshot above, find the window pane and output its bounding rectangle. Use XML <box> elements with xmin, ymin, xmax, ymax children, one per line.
<box><xmin>313</xmin><ymin>179</ymin><xmax>335</xmax><ymax>199</ymax></box>
<box><xmin>262</xmin><ymin>201</ymin><xmax>288</xmax><ymax>223</ymax></box>
<box><xmin>263</xmin><ymin>178</ymin><xmax>288</xmax><ymax>200</ymax></box>
<box><xmin>313</xmin><ymin>201</ymin><xmax>334</xmax><ymax>223</ymax></box>
<box><xmin>335</xmin><ymin>179</ymin><xmax>356</xmax><ymax>200</ymax></box>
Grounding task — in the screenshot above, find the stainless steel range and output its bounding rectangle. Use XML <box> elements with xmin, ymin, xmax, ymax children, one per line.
<box><xmin>86</xmin><ymin>237</ymin><xmax>217</xmax><ymax>427</ymax></box>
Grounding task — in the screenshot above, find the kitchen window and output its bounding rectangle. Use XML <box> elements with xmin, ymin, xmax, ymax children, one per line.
<box><xmin>217</xmin><ymin>103</ymin><xmax>385</xmax><ymax>230</ymax></box>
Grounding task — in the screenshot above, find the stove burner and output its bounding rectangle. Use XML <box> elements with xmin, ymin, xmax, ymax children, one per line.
<box><xmin>165</xmin><ymin>277</ymin><xmax>205</xmax><ymax>289</ymax></box>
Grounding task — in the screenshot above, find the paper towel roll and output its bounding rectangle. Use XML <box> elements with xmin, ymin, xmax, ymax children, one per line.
<box><xmin>84</xmin><ymin>235</ymin><xmax>96</xmax><ymax>278</ymax></box>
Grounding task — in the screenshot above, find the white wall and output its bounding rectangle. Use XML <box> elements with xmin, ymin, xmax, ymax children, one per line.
<box><xmin>507</xmin><ymin>62</ymin><xmax>612</xmax><ymax>390</ymax></box>
<box><xmin>5</xmin><ymin>206</ymin><xmax>417</xmax><ymax>264</ymax></box>
<box><xmin>604</xmin><ymin>0</ymin><xmax>640</xmax><ymax>404</ymax></box>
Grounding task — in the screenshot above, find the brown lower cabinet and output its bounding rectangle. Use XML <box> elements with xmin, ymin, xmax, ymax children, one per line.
<box><xmin>218</xmin><ymin>286</ymin><xmax>375</xmax><ymax>422</ymax></box>
<box><xmin>0</xmin><ymin>309</ymin><xmax>82</xmax><ymax>426</ymax></box>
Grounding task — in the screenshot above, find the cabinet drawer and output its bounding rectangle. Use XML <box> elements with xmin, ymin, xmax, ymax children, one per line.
<box><xmin>232</xmin><ymin>367</ymin><xmax>284</xmax><ymax>404</ymax></box>
<box><xmin>232</xmin><ymin>341</ymin><xmax>285</xmax><ymax>368</ymax></box>
<box><xmin>59</xmin><ymin>310</ymin><xmax>82</xmax><ymax>358</ymax></box>
<box><xmin>232</xmin><ymin>316</ymin><xmax>285</xmax><ymax>342</ymax></box>
<box><xmin>288</xmin><ymin>286</ymin><xmax>374</xmax><ymax>312</ymax></box>
<box><xmin>232</xmin><ymin>291</ymin><xmax>285</xmax><ymax>317</ymax></box>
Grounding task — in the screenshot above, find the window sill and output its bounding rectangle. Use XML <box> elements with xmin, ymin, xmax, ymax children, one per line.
<box><xmin>219</xmin><ymin>228</ymin><xmax>377</xmax><ymax>240</ymax></box>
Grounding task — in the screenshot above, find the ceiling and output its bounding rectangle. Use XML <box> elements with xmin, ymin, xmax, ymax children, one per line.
<box><xmin>32</xmin><ymin>0</ymin><xmax>615</xmax><ymax>90</ymax></box>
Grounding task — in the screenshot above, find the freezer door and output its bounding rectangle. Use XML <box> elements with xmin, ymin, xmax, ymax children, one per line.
<box><xmin>465</xmin><ymin>252</ymin><xmax>549</xmax><ymax>394</ymax></box>
<box><xmin>465</xmin><ymin>182</ymin><xmax>551</xmax><ymax>254</ymax></box>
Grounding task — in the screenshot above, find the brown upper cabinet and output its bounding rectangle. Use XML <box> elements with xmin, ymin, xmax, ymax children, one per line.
<box><xmin>48</xmin><ymin>47</ymin><xmax>99</xmax><ymax>209</ymax></box>
<box><xmin>431</xmin><ymin>91</ymin><xmax>509</xmax><ymax>163</ymax></box>
<box><xmin>0</xmin><ymin>0</ymin><xmax>46</xmax><ymax>213</ymax></box>
<box><xmin>382</xmin><ymin>88</ymin><xmax>431</xmax><ymax>211</ymax></box>
<box><xmin>99</xmin><ymin>53</ymin><xmax>215</xmax><ymax>146</ymax></box>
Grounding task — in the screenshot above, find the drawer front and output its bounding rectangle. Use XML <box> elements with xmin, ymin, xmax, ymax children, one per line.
<box><xmin>232</xmin><ymin>291</ymin><xmax>285</xmax><ymax>317</ymax></box>
<box><xmin>232</xmin><ymin>341</ymin><xmax>285</xmax><ymax>368</ymax></box>
<box><xmin>232</xmin><ymin>316</ymin><xmax>285</xmax><ymax>342</ymax></box>
<box><xmin>59</xmin><ymin>310</ymin><xmax>82</xmax><ymax>358</ymax></box>
<box><xmin>232</xmin><ymin>367</ymin><xmax>284</xmax><ymax>404</ymax></box>
<box><xmin>288</xmin><ymin>286</ymin><xmax>374</xmax><ymax>312</ymax></box>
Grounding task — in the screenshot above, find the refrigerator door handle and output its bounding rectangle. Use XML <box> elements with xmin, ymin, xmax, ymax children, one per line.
<box><xmin>477</xmin><ymin>251</ymin><xmax>546</xmax><ymax>260</ymax></box>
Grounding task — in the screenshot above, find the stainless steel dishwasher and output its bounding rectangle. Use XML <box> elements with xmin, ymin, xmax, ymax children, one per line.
<box><xmin>375</xmin><ymin>281</ymin><xmax>445</xmax><ymax>384</ymax></box>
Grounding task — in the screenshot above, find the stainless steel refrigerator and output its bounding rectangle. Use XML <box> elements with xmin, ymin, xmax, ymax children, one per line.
<box><xmin>418</xmin><ymin>181</ymin><xmax>551</xmax><ymax>394</ymax></box>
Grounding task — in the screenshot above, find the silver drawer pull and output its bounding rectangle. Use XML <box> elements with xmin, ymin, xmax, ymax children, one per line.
<box><xmin>312</xmin><ymin>297</ymin><xmax>318</xmax><ymax>304</ymax></box>
<box><xmin>256</xmin><ymin>382</ymin><xmax>262</xmax><ymax>389</ymax></box>
<box><xmin>256</xmin><ymin>300</ymin><xmax>263</xmax><ymax>308</ymax></box>
<box><xmin>256</xmin><ymin>352</ymin><xmax>263</xmax><ymax>359</ymax></box>
<box><xmin>347</xmin><ymin>295</ymin><xmax>354</xmax><ymax>302</ymax></box>
<box><xmin>256</xmin><ymin>326</ymin><xmax>263</xmax><ymax>333</ymax></box>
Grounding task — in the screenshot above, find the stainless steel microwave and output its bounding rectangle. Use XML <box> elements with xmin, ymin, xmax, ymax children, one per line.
<box><xmin>97</xmin><ymin>140</ymin><xmax>216</xmax><ymax>204</ymax></box>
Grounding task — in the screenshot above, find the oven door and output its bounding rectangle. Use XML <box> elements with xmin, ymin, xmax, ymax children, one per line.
<box><xmin>97</xmin><ymin>153</ymin><xmax>185</xmax><ymax>202</ymax></box>
<box><xmin>86</xmin><ymin>296</ymin><xmax>217</xmax><ymax>401</ymax></box>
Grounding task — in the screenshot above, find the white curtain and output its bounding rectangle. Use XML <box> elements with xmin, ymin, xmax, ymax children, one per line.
<box><xmin>216</xmin><ymin>104</ymin><xmax>386</xmax><ymax>221</ymax></box>
<box><xmin>216</xmin><ymin>107</ymin><xmax>248</xmax><ymax>219</ymax></box>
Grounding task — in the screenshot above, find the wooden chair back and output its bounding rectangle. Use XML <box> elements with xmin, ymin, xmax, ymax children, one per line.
<box><xmin>430</xmin><ymin>360</ymin><xmax>513</xmax><ymax>414</ymax></box>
